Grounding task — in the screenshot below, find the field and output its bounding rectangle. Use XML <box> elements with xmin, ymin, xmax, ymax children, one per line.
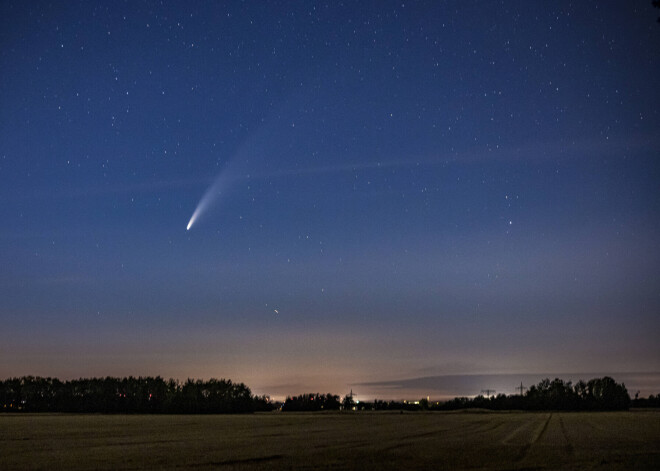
<box><xmin>1</xmin><ymin>410</ymin><xmax>659</xmax><ymax>470</ymax></box>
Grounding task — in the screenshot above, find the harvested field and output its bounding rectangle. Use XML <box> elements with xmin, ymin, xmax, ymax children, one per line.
<box><xmin>1</xmin><ymin>410</ymin><xmax>659</xmax><ymax>470</ymax></box>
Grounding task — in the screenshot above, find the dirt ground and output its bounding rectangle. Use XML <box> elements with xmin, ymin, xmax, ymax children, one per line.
<box><xmin>1</xmin><ymin>410</ymin><xmax>659</xmax><ymax>470</ymax></box>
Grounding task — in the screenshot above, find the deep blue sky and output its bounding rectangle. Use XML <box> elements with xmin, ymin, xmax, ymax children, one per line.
<box><xmin>1</xmin><ymin>1</ymin><xmax>659</xmax><ymax>399</ymax></box>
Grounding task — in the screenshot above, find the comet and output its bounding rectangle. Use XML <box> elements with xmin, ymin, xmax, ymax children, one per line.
<box><xmin>186</xmin><ymin>169</ymin><xmax>232</xmax><ymax>231</ymax></box>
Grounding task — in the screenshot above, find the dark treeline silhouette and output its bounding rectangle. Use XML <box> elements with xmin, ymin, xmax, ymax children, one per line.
<box><xmin>378</xmin><ymin>377</ymin><xmax>633</xmax><ymax>412</ymax></box>
<box><xmin>321</xmin><ymin>377</ymin><xmax>635</xmax><ymax>412</ymax></box>
<box><xmin>281</xmin><ymin>395</ymin><xmax>423</xmax><ymax>412</ymax></box>
<box><xmin>2</xmin><ymin>375</ymin><xmax>649</xmax><ymax>413</ymax></box>
<box><xmin>280</xmin><ymin>378</ymin><xmax>639</xmax><ymax>413</ymax></box>
<box><xmin>281</xmin><ymin>393</ymin><xmax>341</xmax><ymax>411</ymax></box>
<box><xmin>0</xmin><ymin>376</ymin><xmax>274</xmax><ymax>413</ymax></box>
<box><xmin>437</xmin><ymin>377</ymin><xmax>630</xmax><ymax>411</ymax></box>
<box><xmin>369</xmin><ymin>399</ymin><xmax>427</xmax><ymax>411</ymax></box>
<box><xmin>632</xmin><ymin>392</ymin><xmax>660</xmax><ymax>408</ymax></box>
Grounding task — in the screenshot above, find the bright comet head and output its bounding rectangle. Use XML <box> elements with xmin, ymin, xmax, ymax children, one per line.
<box><xmin>186</xmin><ymin>210</ymin><xmax>198</xmax><ymax>231</ymax></box>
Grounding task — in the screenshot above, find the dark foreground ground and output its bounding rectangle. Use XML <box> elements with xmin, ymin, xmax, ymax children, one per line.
<box><xmin>1</xmin><ymin>410</ymin><xmax>659</xmax><ymax>470</ymax></box>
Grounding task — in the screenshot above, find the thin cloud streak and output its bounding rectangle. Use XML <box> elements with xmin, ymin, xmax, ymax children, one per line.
<box><xmin>11</xmin><ymin>133</ymin><xmax>656</xmax><ymax>202</ymax></box>
<box><xmin>355</xmin><ymin>372</ymin><xmax>660</xmax><ymax>399</ymax></box>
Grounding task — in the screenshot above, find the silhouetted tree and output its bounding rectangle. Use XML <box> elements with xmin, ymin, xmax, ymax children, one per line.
<box><xmin>342</xmin><ymin>393</ymin><xmax>355</xmax><ymax>411</ymax></box>
<box><xmin>585</xmin><ymin>376</ymin><xmax>630</xmax><ymax>410</ymax></box>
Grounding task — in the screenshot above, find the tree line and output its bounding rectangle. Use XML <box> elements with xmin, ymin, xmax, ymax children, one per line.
<box><xmin>281</xmin><ymin>393</ymin><xmax>341</xmax><ymax>411</ymax></box>
<box><xmin>283</xmin><ymin>377</ymin><xmax>639</xmax><ymax>412</ymax></box>
<box><xmin>632</xmin><ymin>392</ymin><xmax>660</xmax><ymax>408</ymax></box>
<box><xmin>2</xmin><ymin>375</ymin><xmax>652</xmax><ymax>413</ymax></box>
<box><xmin>436</xmin><ymin>377</ymin><xmax>631</xmax><ymax>411</ymax></box>
<box><xmin>0</xmin><ymin>376</ymin><xmax>273</xmax><ymax>413</ymax></box>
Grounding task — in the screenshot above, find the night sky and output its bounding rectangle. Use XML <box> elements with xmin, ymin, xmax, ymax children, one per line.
<box><xmin>1</xmin><ymin>1</ymin><xmax>659</xmax><ymax>400</ymax></box>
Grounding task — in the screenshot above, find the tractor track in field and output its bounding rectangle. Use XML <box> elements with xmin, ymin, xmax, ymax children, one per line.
<box><xmin>514</xmin><ymin>413</ymin><xmax>552</xmax><ymax>463</ymax></box>
<box><xmin>558</xmin><ymin>415</ymin><xmax>575</xmax><ymax>456</ymax></box>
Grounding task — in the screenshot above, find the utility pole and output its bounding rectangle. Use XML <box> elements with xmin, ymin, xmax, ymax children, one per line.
<box><xmin>516</xmin><ymin>382</ymin><xmax>527</xmax><ymax>396</ymax></box>
<box><xmin>481</xmin><ymin>389</ymin><xmax>496</xmax><ymax>397</ymax></box>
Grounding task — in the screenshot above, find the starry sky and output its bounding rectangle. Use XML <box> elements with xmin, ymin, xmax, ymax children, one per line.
<box><xmin>1</xmin><ymin>1</ymin><xmax>659</xmax><ymax>400</ymax></box>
